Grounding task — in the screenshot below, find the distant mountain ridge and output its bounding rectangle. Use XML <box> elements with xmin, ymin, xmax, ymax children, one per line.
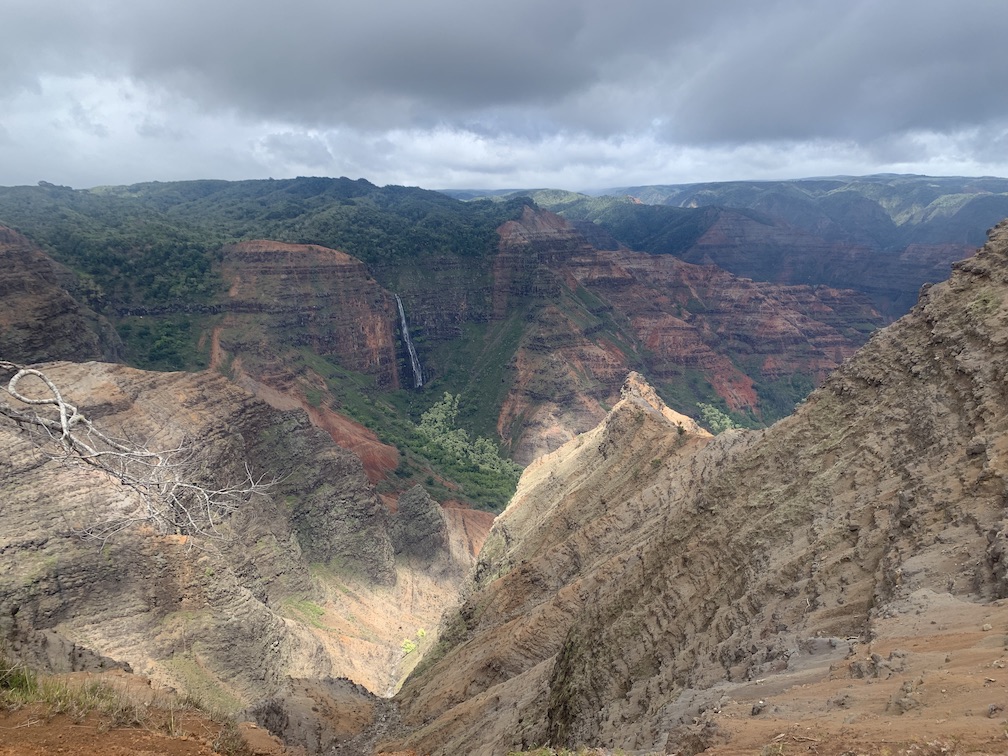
<box><xmin>0</xmin><ymin>174</ymin><xmax>995</xmax><ymax>509</ymax></box>
<box><xmin>451</xmin><ymin>175</ymin><xmax>1008</xmax><ymax>315</ymax></box>
<box><xmin>607</xmin><ymin>174</ymin><xmax>1008</xmax><ymax>248</ymax></box>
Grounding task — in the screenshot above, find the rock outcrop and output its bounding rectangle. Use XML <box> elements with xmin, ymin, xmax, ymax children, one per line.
<box><xmin>0</xmin><ymin>360</ymin><xmax>480</xmax><ymax>715</ymax></box>
<box><xmin>390</xmin><ymin>485</ymin><xmax>450</xmax><ymax>564</ymax></box>
<box><xmin>0</xmin><ymin>225</ymin><xmax>120</xmax><ymax>363</ymax></box>
<box><xmin>493</xmin><ymin>208</ymin><xmax>883</xmax><ymax>463</ymax></box>
<box><xmin>379</xmin><ymin>219</ymin><xmax>1008</xmax><ymax>754</ymax></box>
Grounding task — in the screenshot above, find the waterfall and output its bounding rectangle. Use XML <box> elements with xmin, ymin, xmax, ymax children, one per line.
<box><xmin>395</xmin><ymin>294</ymin><xmax>424</xmax><ymax>388</ymax></box>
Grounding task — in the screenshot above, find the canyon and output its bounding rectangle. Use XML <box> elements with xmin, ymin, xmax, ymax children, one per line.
<box><xmin>3</xmin><ymin>176</ymin><xmax>1008</xmax><ymax>754</ymax></box>
<box><xmin>371</xmin><ymin>219</ymin><xmax>1008</xmax><ymax>754</ymax></box>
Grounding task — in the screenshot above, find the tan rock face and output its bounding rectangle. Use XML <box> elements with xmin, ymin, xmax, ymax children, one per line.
<box><xmin>384</xmin><ymin>220</ymin><xmax>1008</xmax><ymax>754</ymax></box>
<box><xmin>0</xmin><ymin>361</ymin><xmax>478</xmax><ymax>721</ymax></box>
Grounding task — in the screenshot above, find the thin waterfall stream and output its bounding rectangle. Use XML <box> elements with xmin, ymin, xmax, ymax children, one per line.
<box><xmin>394</xmin><ymin>294</ymin><xmax>424</xmax><ymax>388</ymax></box>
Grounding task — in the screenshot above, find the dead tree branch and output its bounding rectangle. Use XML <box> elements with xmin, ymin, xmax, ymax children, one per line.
<box><xmin>1</xmin><ymin>360</ymin><xmax>273</xmax><ymax>544</ymax></box>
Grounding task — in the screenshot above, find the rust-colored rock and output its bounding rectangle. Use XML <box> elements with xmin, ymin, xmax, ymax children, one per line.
<box><xmin>491</xmin><ymin>208</ymin><xmax>883</xmax><ymax>463</ymax></box>
<box><xmin>219</xmin><ymin>240</ymin><xmax>399</xmax><ymax>388</ymax></box>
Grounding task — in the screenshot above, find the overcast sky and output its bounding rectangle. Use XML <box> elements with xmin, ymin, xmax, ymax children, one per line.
<box><xmin>3</xmin><ymin>0</ymin><xmax>1007</xmax><ymax>191</ymax></box>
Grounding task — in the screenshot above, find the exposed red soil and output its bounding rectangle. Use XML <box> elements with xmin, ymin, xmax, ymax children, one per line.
<box><xmin>303</xmin><ymin>403</ymin><xmax>399</xmax><ymax>484</ymax></box>
<box><xmin>0</xmin><ymin>706</ymin><xmax>287</xmax><ymax>756</ymax></box>
<box><xmin>226</xmin><ymin>357</ymin><xmax>399</xmax><ymax>484</ymax></box>
<box><xmin>0</xmin><ymin>670</ymin><xmax>288</xmax><ymax>756</ymax></box>
<box><xmin>0</xmin><ymin>707</ymin><xmax>217</xmax><ymax>756</ymax></box>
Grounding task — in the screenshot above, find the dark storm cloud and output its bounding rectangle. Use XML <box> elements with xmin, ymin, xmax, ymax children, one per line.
<box><xmin>2</xmin><ymin>0</ymin><xmax>1007</xmax><ymax>187</ymax></box>
<box><xmin>662</xmin><ymin>2</ymin><xmax>1008</xmax><ymax>144</ymax></box>
<box><xmin>60</xmin><ymin>1</ymin><xmax>1008</xmax><ymax>140</ymax></box>
<box><xmin>13</xmin><ymin>0</ymin><xmax>603</xmax><ymax>125</ymax></box>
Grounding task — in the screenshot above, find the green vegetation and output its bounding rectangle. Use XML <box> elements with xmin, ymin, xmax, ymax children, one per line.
<box><xmin>399</xmin><ymin>628</ymin><xmax>423</xmax><ymax>661</ymax></box>
<box><xmin>51</xmin><ymin>177</ymin><xmax>528</xmax><ymax>266</ymax></box>
<box><xmin>0</xmin><ymin>184</ymin><xmax>222</xmax><ymax>308</ymax></box>
<box><xmin>415</xmin><ymin>393</ymin><xmax>522</xmax><ymax>510</ymax></box>
<box><xmin>1</xmin><ymin>661</ymin><xmax>143</xmax><ymax>725</ymax></box>
<box><xmin>527</xmin><ymin>189</ymin><xmax>716</xmax><ymax>256</ymax></box>
<box><xmin>657</xmin><ymin>369</ymin><xmax>715</xmax><ymax>417</ymax></box>
<box><xmin>292</xmin><ymin>351</ymin><xmax>521</xmax><ymax>511</ymax></box>
<box><xmin>285</xmin><ymin>598</ymin><xmax>327</xmax><ymax>629</ymax></box>
<box><xmin>419</xmin><ymin>313</ymin><xmax>525</xmax><ymax>441</ymax></box>
<box><xmin>0</xmin><ymin>178</ymin><xmax>528</xmax><ymax>374</ymax></box>
<box><xmin>968</xmin><ymin>287</ymin><xmax>1001</xmax><ymax>318</ymax></box>
<box><xmin>697</xmin><ymin>402</ymin><xmax>738</xmax><ymax>434</ymax></box>
<box><xmin>754</xmin><ymin>373</ymin><xmax>816</xmax><ymax>420</ymax></box>
<box><xmin>117</xmin><ymin>314</ymin><xmax>213</xmax><ymax>371</ymax></box>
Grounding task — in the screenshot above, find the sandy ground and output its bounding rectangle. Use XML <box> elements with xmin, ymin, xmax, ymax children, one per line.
<box><xmin>696</xmin><ymin>592</ymin><xmax>1008</xmax><ymax>755</ymax></box>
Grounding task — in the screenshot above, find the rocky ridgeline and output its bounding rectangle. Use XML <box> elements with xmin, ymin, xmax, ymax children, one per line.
<box><xmin>0</xmin><ymin>360</ymin><xmax>478</xmax><ymax>715</ymax></box>
<box><xmin>674</xmin><ymin>202</ymin><xmax>982</xmax><ymax>315</ymax></box>
<box><xmin>375</xmin><ymin>220</ymin><xmax>1008</xmax><ymax>754</ymax></box>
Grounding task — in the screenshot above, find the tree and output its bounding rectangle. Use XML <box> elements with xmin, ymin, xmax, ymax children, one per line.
<box><xmin>0</xmin><ymin>360</ymin><xmax>271</xmax><ymax>545</ymax></box>
<box><xmin>697</xmin><ymin>402</ymin><xmax>738</xmax><ymax>435</ymax></box>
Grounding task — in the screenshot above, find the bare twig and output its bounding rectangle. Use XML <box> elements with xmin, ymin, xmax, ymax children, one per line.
<box><xmin>1</xmin><ymin>360</ymin><xmax>274</xmax><ymax>544</ymax></box>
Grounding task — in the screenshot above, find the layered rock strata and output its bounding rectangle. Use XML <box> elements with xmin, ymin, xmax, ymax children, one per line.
<box><xmin>380</xmin><ymin>220</ymin><xmax>1008</xmax><ymax>754</ymax></box>
<box><xmin>0</xmin><ymin>361</ymin><xmax>476</xmax><ymax>710</ymax></box>
<box><xmin>0</xmin><ymin>225</ymin><xmax>120</xmax><ymax>363</ymax></box>
<box><xmin>493</xmin><ymin>208</ymin><xmax>884</xmax><ymax>463</ymax></box>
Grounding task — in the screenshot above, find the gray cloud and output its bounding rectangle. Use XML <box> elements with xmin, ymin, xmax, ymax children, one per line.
<box><xmin>1</xmin><ymin>0</ymin><xmax>1007</xmax><ymax>188</ymax></box>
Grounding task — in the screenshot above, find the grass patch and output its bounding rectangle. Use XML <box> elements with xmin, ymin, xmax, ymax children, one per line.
<box><xmin>285</xmin><ymin>597</ymin><xmax>328</xmax><ymax>629</ymax></box>
<box><xmin>160</xmin><ymin>654</ymin><xmax>244</xmax><ymax>714</ymax></box>
<box><xmin>0</xmin><ymin>650</ymin><xmax>251</xmax><ymax>754</ymax></box>
<box><xmin>968</xmin><ymin>287</ymin><xmax>1001</xmax><ymax>318</ymax></box>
